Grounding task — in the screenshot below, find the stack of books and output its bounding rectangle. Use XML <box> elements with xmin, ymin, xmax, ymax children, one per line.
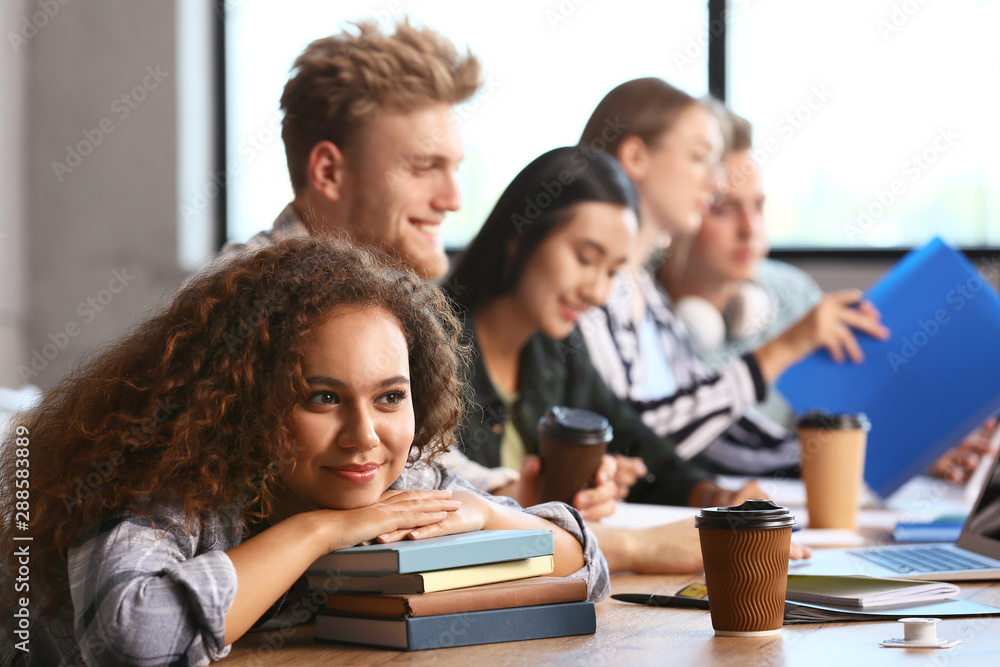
<box><xmin>306</xmin><ymin>529</ymin><xmax>595</xmax><ymax>650</ymax></box>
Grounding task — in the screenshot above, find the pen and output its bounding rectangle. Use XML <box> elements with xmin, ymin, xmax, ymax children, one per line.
<box><xmin>611</xmin><ymin>593</ymin><xmax>710</xmax><ymax>610</ymax></box>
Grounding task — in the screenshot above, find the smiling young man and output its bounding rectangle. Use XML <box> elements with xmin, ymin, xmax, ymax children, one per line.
<box><xmin>224</xmin><ymin>20</ymin><xmax>481</xmax><ymax>280</ymax></box>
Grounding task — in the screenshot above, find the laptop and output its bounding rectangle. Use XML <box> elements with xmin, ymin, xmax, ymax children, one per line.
<box><xmin>790</xmin><ymin>438</ymin><xmax>1000</xmax><ymax>581</ymax></box>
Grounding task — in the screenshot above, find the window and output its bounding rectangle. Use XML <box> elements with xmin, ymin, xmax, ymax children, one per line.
<box><xmin>224</xmin><ymin>1</ymin><xmax>999</xmax><ymax>251</ymax></box>
<box><xmin>224</xmin><ymin>0</ymin><xmax>708</xmax><ymax>247</ymax></box>
<box><xmin>728</xmin><ymin>0</ymin><xmax>1000</xmax><ymax>249</ymax></box>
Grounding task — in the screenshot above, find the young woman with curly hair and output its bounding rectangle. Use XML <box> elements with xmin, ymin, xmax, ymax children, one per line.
<box><xmin>0</xmin><ymin>237</ymin><xmax>607</xmax><ymax>666</ymax></box>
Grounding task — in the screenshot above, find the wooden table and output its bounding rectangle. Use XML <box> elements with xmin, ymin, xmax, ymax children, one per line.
<box><xmin>221</xmin><ymin>478</ymin><xmax>1000</xmax><ymax>666</ymax></box>
<box><xmin>219</xmin><ymin>574</ymin><xmax>1000</xmax><ymax>666</ymax></box>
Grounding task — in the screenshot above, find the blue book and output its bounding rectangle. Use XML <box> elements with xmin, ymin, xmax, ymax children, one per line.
<box><xmin>307</xmin><ymin>529</ymin><xmax>555</xmax><ymax>575</ymax></box>
<box><xmin>778</xmin><ymin>238</ymin><xmax>1000</xmax><ymax>497</ymax></box>
<box><xmin>316</xmin><ymin>601</ymin><xmax>596</xmax><ymax>650</ymax></box>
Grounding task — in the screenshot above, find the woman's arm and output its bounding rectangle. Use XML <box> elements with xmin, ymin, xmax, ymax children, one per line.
<box><xmin>69</xmin><ymin>494</ymin><xmax>459</xmax><ymax>664</ymax></box>
<box><xmin>224</xmin><ymin>490</ymin><xmax>459</xmax><ymax>643</ymax></box>
<box><xmin>69</xmin><ymin>510</ymin><xmax>238</xmax><ymax>666</ymax></box>
<box><xmin>381</xmin><ymin>466</ymin><xmax>611</xmax><ymax>601</ymax></box>
<box><xmin>439</xmin><ymin>442</ymin><xmax>619</xmax><ymax>521</ymax></box>
<box><xmin>383</xmin><ymin>490</ymin><xmax>585</xmax><ymax>577</ymax></box>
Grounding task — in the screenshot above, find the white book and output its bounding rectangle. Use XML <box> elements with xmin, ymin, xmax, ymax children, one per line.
<box><xmin>786</xmin><ymin>574</ymin><xmax>959</xmax><ymax>609</ymax></box>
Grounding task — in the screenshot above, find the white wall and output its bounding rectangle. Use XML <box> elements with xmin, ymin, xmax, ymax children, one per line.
<box><xmin>5</xmin><ymin>0</ymin><xmax>199</xmax><ymax>389</ymax></box>
<box><xmin>0</xmin><ymin>0</ymin><xmax>29</xmax><ymax>388</ymax></box>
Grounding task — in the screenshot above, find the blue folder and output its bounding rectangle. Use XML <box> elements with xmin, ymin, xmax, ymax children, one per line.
<box><xmin>778</xmin><ymin>238</ymin><xmax>1000</xmax><ymax>497</ymax></box>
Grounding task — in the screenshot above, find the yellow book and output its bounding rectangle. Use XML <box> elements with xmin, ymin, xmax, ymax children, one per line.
<box><xmin>307</xmin><ymin>555</ymin><xmax>555</xmax><ymax>595</ymax></box>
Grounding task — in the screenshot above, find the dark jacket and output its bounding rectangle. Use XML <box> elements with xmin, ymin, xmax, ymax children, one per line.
<box><xmin>456</xmin><ymin>318</ymin><xmax>713</xmax><ymax>506</ymax></box>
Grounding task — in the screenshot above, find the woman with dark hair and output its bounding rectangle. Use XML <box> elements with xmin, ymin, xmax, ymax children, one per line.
<box><xmin>0</xmin><ymin>237</ymin><xmax>607</xmax><ymax>666</ymax></box>
<box><xmin>442</xmin><ymin>146</ymin><xmax>777</xmax><ymax>572</ymax></box>
<box><xmin>451</xmin><ymin>144</ymin><xmax>639</xmax><ymax>314</ymax></box>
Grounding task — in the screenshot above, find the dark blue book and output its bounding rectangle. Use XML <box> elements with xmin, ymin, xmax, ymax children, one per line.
<box><xmin>307</xmin><ymin>529</ymin><xmax>555</xmax><ymax>575</ymax></box>
<box><xmin>315</xmin><ymin>601</ymin><xmax>596</xmax><ymax>650</ymax></box>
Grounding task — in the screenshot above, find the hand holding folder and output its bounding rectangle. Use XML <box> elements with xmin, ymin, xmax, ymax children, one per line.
<box><xmin>779</xmin><ymin>238</ymin><xmax>1000</xmax><ymax>497</ymax></box>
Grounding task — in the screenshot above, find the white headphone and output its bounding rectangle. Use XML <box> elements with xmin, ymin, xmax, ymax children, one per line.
<box><xmin>674</xmin><ymin>282</ymin><xmax>775</xmax><ymax>354</ymax></box>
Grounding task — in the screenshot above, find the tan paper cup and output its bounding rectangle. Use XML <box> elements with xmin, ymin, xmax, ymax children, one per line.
<box><xmin>696</xmin><ymin>500</ymin><xmax>795</xmax><ymax>637</ymax></box>
<box><xmin>537</xmin><ymin>406</ymin><xmax>612</xmax><ymax>505</ymax></box>
<box><xmin>797</xmin><ymin>411</ymin><xmax>870</xmax><ymax>530</ymax></box>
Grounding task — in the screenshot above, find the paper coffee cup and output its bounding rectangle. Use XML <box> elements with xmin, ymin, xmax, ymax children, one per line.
<box><xmin>537</xmin><ymin>406</ymin><xmax>612</xmax><ymax>505</ymax></box>
<box><xmin>696</xmin><ymin>500</ymin><xmax>795</xmax><ymax>637</ymax></box>
<box><xmin>797</xmin><ymin>411</ymin><xmax>870</xmax><ymax>530</ymax></box>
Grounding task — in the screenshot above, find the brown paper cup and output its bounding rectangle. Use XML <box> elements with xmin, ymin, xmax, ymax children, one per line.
<box><xmin>798</xmin><ymin>413</ymin><xmax>869</xmax><ymax>530</ymax></box>
<box><xmin>696</xmin><ymin>500</ymin><xmax>795</xmax><ymax>637</ymax></box>
<box><xmin>538</xmin><ymin>434</ymin><xmax>607</xmax><ymax>504</ymax></box>
<box><xmin>699</xmin><ymin>526</ymin><xmax>792</xmax><ymax>636</ymax></box>
<box><xmin>537</xmin><ymin>407</ymin><xmax>612</xmax><ymax>505</ymax></box>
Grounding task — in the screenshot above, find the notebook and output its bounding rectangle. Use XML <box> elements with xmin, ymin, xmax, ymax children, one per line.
<box><xmin>784</xmin><ymin>574</ymin><xmax>959</xmax><ymax>608</ymax></box>
<box><xmin>306</xmin><ymin>555</ymin><xmax>556</xmax><ymax>594</ymax></box>
<box><xmin>790</xmin><ymin>448</ymin><xmax>1000</xmax><ymax>581</ymax></box>
<box><xmin>778</xmin><ymin>238</ymin><xmax>1000</xmax><ymax>497</ymax></box>
<box><xmin>307</xmin><ymin>529</ymin><xmax>553</xmax><ymax>575</ymax></box>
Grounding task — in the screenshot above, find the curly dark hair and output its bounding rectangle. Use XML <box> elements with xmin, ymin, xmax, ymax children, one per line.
<box><xmin>0</xmin><ymin>236</ymin><xmax>467</xmax><ymax>617</ymax></box>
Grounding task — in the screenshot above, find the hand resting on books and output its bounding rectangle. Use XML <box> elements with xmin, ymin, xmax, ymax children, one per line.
<box><xmin>373</xmin><ymin>490</ymin><xmax>587</xmax><ymax>577</ymax></box>
<box><xmin>374</xmin><ymin>489</ymin><xmax>493</xmax><ymax>543</ymax></box>
<box><xmin>266</xmin><ymin>488</ymin><xmax>463</xmax><ymax>554</ymax></box>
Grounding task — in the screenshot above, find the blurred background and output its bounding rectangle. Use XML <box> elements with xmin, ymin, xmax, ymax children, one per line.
<box><xmin>2</xmin><ymin>0</ymin><xmax>999</xmax><ymax>389</ymax></box>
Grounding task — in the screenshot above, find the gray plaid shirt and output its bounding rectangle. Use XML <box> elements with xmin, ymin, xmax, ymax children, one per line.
<box><xmin>219</xmin><ymin>203</ymin><xmax>310</xmax><ymax>257</ymax></box>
